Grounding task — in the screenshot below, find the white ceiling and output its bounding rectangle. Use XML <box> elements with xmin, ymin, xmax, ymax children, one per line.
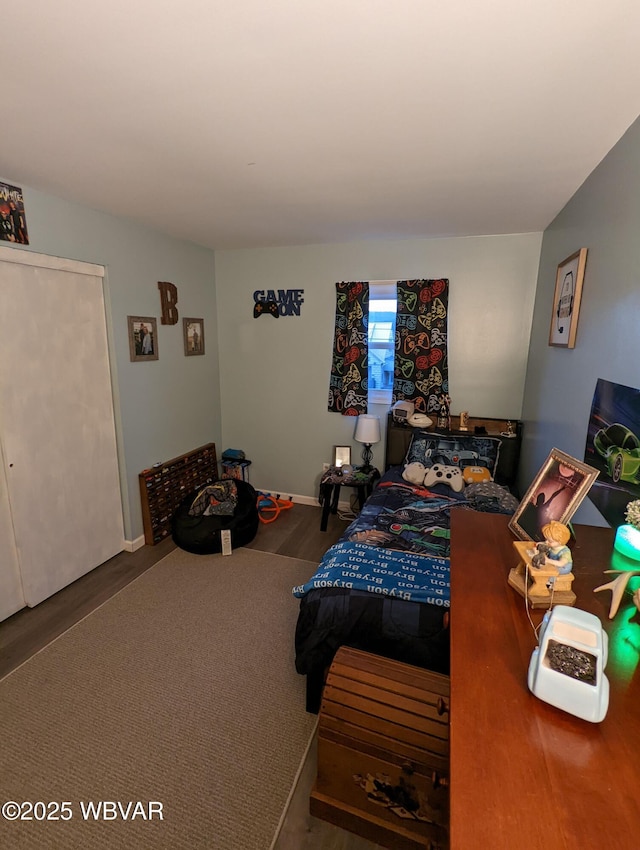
<box><xmin>4</xmin><ymin>1</ymin><xmax>640</xmax><ymax>250</ymax></box>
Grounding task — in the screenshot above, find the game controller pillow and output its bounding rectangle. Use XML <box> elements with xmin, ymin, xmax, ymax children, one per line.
<box><xmin>423</xmin><ymin>464</ymin><xmax>465</xmax><ymax>493</ymax></box>
<box><xmin>405</xmin><ymin>429</ymin><xmax>501</xmax><ymax>479</ymax></box>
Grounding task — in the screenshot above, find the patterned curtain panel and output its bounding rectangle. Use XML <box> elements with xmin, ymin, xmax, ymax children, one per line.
<box><xmin>328</xmin><ymin>281</ymin><xmax>369</xmax><ymax>416</ymax></box>
<box><xmin>393</xmin><ymin>279</ymin><xmax>449</xmax><ymax>418</ymax></box>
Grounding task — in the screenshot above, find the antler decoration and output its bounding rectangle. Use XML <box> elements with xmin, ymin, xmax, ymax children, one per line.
<box><xmin>594</xmin><ymin>570</ymin><xmax>640</xmax><ymax>619</ymax></box>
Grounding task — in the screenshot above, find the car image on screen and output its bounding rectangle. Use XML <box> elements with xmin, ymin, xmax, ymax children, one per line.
<box><xmin>593</xmin><ymin>423</ymin><xmax>640</xmax><ymax>484</ymax></box>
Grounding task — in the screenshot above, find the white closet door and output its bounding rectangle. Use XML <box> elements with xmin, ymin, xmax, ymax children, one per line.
<box><xmin>0</xmin><ymin>248</ymin><xmax>124</xmax><ymax>608</ymax></box>
<box><xmin>0</xmin><ymin>456</ymin><xmax>24</xmax><ymax>620</ymax></box>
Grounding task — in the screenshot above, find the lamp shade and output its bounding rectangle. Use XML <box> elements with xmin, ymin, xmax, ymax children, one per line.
<box><xmin>354</xmin><ymin>414</ymin><xmax>381</xmax><ymax>445</ymax></box>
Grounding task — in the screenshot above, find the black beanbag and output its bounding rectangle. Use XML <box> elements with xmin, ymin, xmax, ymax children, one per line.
<box><xmin>172</xmin><ymin>479</ymin><xmax>259</xmax><ymax>554</ymax></box>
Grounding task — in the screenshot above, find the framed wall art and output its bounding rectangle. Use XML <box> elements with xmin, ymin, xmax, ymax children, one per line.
<box><xmin>0</xmin><ymin>182</ymin><xmax>29</xmax><ymax>244</ymax></box>
<box><xmin>128</xmin><ymin>316</ymin><xmax>158</xmax><ymax>361</ymax></box>
<box><xmin>549</xmin><ymin>248</ymin><xmax>588</xmax><ymax>348</ymax></box>
<box><xmin>183</xmin><ymin>318</ymin><xmax>205</xmax><ymax>356</ymax></box>
<box><xmin>509</xmin><ymin>448</ymin><xmax>599</xmax><ymax>542</ymax></box>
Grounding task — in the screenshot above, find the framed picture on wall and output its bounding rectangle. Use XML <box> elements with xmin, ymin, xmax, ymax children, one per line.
<box><xmin>508</xmin><ymin>448</ymin><xmax>599</xmax><ymax>542</ymax></box>
<box><xmin>183</xmin><ymin>318</ymin><xmax>205</xmax><ymax>356</ymax></box>
<box><xmin>0</xmin><ymin>182</ymin><xmax>29</xmax><ymax>244</ymax></box>
<box><xmin>549</xmin><ymin>248</ymin><xmax>588</xmax><ymax>348</ymax></box>
<box><xmin>128</xmin><ymin>316</ymin><xmax>158</xmax><ymax>361</ymax></box>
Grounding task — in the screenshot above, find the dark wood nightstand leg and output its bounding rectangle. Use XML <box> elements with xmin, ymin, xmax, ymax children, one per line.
<box><xmin>356</xmin><ymin>485</ymin><xmax>366</xmax><ymax>510</ymax></box>
<box><xmin>320</xmin><ymin>483</ymin><xmax>332</xmax><ymax>532</ymax></box>
<box><xmin>330</xmin><ymin>483</ymin><xmax>340</xmax><ymax>514</ymax></box>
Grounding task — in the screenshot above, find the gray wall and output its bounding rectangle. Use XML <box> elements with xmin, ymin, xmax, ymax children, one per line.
<box><xmin>215</xmin><ymin>233</ymin><xmax>542</xmax><ymax>500</ymax></box>
<box><xmin>2</xmin><ymin>182</ymin><xmax>220</xmax><ymax>542</ymax></box>
<box><xmin>520</xmin><ymin>116</ymin><xmax>640</xmax><ymax>526</ymax></box>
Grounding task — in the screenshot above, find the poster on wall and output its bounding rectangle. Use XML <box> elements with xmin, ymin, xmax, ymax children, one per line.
<box><xmin>0</xmin><ymin>182</ymin><xmax>29</xmax><ymax>244</ymax></box>
<box><xmin>584</xmin><ymin>378</ymin><xmax>640</xmax><ymax>526</ymax></box>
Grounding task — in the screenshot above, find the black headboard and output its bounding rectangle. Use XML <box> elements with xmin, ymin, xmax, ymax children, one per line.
<box><xmin>384</xmin><ymin>413</ymin><xmax>523</xmax><ymax>487</ymax></box>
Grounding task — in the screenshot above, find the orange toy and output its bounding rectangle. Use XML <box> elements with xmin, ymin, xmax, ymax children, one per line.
<box><xmin>257</xmin><ymin>492</ymin><xmax>294</xmax><ymax>524</ymax></box>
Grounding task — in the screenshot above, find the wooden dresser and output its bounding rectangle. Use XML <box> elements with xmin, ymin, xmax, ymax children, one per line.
<box><xmin>449</xmin><ymin>510</ymin><xmax>640</xmax><ymax>850</ymax></box>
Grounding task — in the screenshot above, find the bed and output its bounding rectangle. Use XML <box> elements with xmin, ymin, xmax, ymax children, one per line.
<box><xmin>293</xmin><ymin>419</ymin><xmax>521</xmax><ymax>712</ymax></box>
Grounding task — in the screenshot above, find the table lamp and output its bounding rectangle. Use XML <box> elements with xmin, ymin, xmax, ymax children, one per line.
<box><xmin>354</xmin><ymin>414</ymin><xmax>381</xmax><ymax>472</ymax></box>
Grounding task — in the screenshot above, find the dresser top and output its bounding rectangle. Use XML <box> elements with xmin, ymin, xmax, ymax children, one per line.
<box><xmin>449</xmin><ymin>510</ymin><xmax>640</xmax><ymax>850</ymax></box>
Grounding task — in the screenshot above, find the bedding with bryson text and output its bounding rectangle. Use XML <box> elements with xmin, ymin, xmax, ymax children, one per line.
<box><xmin>293</xmin><ymin>457</ymin><xmax>518</xmax><ymax>711</ymax></box>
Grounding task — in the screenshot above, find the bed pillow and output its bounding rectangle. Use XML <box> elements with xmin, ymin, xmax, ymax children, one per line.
<box><xmin>405</xmin><ymin>429</ymin><xmax>502</xmax><ymax>479</ymax></box>
<box><xmin>402</xmin><ymin>461</ymin><xmax>429</xmax><ymax>485</ymax></box>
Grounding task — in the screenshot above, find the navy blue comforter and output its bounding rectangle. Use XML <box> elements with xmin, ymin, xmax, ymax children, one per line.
<box><xmin>294</xmin><ymin>467</ymin><xmax>514</xmax><ymax>691</ymax></box>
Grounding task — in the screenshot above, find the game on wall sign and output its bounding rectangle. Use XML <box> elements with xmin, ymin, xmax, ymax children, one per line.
<box><xmin>253</xmin><ymin>289</ymin><xmax>304</xmax><ymax>318</ymax></box>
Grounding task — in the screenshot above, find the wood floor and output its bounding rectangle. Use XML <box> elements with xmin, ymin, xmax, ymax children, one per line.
<box><xmin>0</xmin><ymin>502</ymin><xmax>383</xmax><ymax>850</ymax></box>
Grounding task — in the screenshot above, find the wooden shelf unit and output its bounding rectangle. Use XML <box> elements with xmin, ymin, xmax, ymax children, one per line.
<box><xmin>139</xmin><ymin>443</ymin><xmax>218</xmax><ymax>545</ymax></box>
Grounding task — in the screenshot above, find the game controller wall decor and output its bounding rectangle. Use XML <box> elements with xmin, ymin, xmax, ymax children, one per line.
<box><xmin>253</xmin><ymin>300</ymin><xmax>279</xmax><ymax>318</ymax></box>
<box><xmin>253</xmin><ymin>289</ymin><xmax>304</xmax><ymax>318</ymax></box>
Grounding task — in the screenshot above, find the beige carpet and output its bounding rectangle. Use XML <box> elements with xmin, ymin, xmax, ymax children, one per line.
<box><xmin>0</xmin><ymin>547</ymin><xmax>318</xmax><ymax>849</ymax></box>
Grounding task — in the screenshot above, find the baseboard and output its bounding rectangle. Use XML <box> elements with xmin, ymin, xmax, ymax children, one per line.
<box><xmin>287</xmin><ymin>493</ymin><xmax>321</xmax><ymax>507</ymax></box>
<box><xmin>123</xmin><ymin>535</ymin><xmax>146</xmax><ymax>552</ymax></box>
<box><xmin>122</xmin><ymin>493</ymin><xmax>351</xmax><ymax>554</ymax></box>
<box><xmin>257</xmin><ymin>491</ymin><xmax>351</xmax><ymax>511</ymax></box>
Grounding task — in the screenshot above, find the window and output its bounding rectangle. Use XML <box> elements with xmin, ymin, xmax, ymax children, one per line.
<box><xmin>368</xmin><ymin>281</ymin><xmax>397</xmax><ymax>405</ymax></box>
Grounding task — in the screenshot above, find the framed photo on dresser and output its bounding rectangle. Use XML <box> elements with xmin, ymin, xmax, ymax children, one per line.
<box><xmin>509</xmin><ymin>448</ymin><xmax>599</xmax><ymax>542</ymax></box>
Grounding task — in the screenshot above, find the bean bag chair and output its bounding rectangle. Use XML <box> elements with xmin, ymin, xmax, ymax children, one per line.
<box><xmin>172</xmin><ymin>479</ymin><xmax>259</xmax><ymax>554</ymax></box>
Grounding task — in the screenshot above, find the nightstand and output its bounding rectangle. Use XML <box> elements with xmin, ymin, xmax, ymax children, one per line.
<box><xmin>319</xmin><ymin>466</ymin><xmax>380</xmax><ymax>532</ymax></box>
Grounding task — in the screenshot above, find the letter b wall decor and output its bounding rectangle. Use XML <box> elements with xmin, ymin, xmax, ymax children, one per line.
<box><xmin>159</xmin><ymin>281</ymin><xmax>179</xmax><ymax>324</ymax></box>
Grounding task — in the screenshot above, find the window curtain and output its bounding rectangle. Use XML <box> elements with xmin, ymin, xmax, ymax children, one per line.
<box><xmin>393</xmin><ymin>279</ymin><xmax>449</xmax><ymax>418</ymax></box>
<box><xmin>328</xmin><ymin>281</ymin><xmax>369</xmax><ymax>416</ymax></box>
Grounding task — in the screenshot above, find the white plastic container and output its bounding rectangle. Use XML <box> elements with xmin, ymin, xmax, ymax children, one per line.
<box><xmin>528</xmin><ymin>605</ymin><xmax>609</xmax><ymax>723</ymax></box>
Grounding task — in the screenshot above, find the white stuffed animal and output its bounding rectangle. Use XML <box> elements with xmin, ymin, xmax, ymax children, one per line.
<box><xmin>402</xmin><ymin>462</ymin><xmax>428</xmax><ymax>486</ymax></box>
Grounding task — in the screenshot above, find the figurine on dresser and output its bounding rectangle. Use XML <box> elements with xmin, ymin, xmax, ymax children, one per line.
<box><xmin>509</xmin><ymin>520</ymin><xmax>576</xmax><ymax>608</ymax></box>
<box><xmin>534</xmin><ymin>521</ymin><xmax>573</xmax><ymax>582</ymax></box>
